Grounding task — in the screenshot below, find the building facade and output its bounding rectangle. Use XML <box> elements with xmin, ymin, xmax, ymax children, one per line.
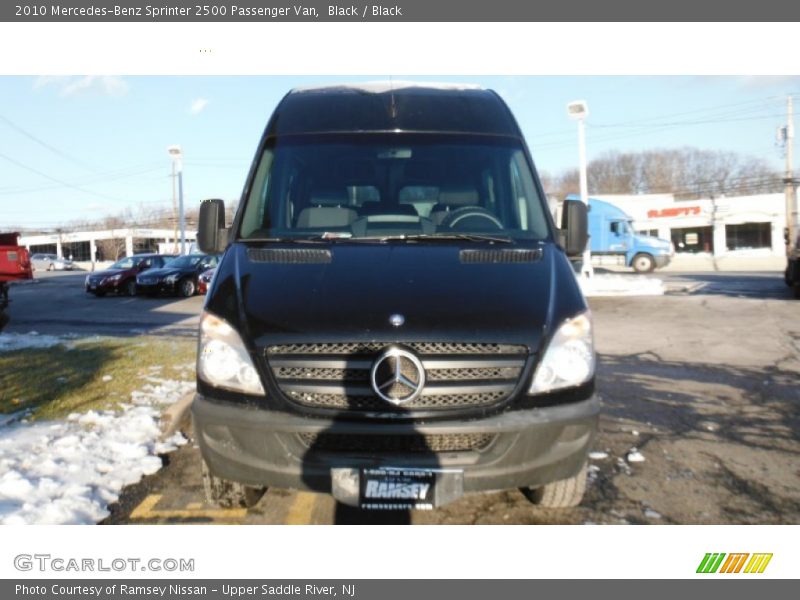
<box><xmin>593</xmin><ymin>193</ymin><xmax>787</xmax><ymax>258</ymax></box>
<box><xmin>19</xmin><ymin>228</ymin><xmax>197</xmax><ymax>263</ymax></box>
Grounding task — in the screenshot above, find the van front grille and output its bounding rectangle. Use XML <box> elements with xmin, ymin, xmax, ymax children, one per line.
<box><xmin>266</xmin><ymin>342</ymin><xmax>528</xmax><ymax>413</ymax></box>
<box><xmin>298</xmin><ymin>432</ymin><xmax>496</xmax><ymax>453</ymax></box>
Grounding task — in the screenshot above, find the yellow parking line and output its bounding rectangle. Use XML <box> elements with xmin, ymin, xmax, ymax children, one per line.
<box><xmin>130</xmin><ymin>494</ymin><xmax>162</xmax><ymax>519</ymax></box>
<box><xmin>129</xmin><ymin>494</ymin><xmax>247</xmax><ymax>522</ymax></box>
<box><xmin>285</xmin><ymin>492</ymin><xmax>317</xmax><ymax>524</ymax></box>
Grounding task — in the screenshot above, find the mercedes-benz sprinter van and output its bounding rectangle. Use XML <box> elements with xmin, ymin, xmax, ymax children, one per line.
<box><xmin>193</xmin><ymin>82</ymin><xmax>598</xmax><ymax>511</ymax></box>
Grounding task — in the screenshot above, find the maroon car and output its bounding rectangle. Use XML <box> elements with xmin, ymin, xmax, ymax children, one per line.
<box><xmin>85</xmin><ymin>253</ymin><xmax>175</xmax><ymax>297</ymax></box>
<box><xmin>198</xmin><ymin>267</ymin><xmax>216</xmax><ymax>295</ymax></box>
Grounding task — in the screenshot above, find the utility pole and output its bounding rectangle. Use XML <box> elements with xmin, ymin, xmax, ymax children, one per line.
<box><xmin>784</xmin><ymin>95</ymin><xmax>797</xmax><ymax>255</ymax></box>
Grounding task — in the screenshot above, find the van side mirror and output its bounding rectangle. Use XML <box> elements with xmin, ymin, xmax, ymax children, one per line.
<box><xmin>197</xmin><ymin>199</ymin><xmax>229</xmax><ymax>254</ymax></box>
<box><xmin>560</xmin><ymin>199</ymin><xmax>589</xmax><ymax>257</ymax></box>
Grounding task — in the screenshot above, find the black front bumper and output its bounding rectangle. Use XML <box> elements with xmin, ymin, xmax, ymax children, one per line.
<box><xmin>192</xmin><ymin>392</ymin><xmax>599</xmax><ymax>498</ymax></box>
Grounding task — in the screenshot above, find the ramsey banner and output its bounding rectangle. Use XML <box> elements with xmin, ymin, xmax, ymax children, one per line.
<box><xmin>4</xmin><ymin>0</ymin><xmax>800</xmax><ymax>22</ymax></box>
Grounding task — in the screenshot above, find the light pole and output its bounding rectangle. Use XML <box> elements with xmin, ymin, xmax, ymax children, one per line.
<box><xmin>567</xmin><ymin>100</ymin><xmax>592</xmax><ymax>278</ymax></box>
<box><xmin>168</xmin><ymin>145</ymin><xmax>185</xmax><ymax>255</ymax></box>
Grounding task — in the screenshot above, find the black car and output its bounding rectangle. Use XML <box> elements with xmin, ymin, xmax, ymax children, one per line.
<box><xmin>85</xmin><ymin>254</ymin><xmax>175</xmax><ymax>297</ymax></box>
<box><xmin>192</xmin><ymin>83</ymin><xmax>595</xmax><ymax>511</ymax></box>
<box><xmin>136</xmin><ymin>254</ymin><xmax>220</xmax><ymax>297</ymax></box>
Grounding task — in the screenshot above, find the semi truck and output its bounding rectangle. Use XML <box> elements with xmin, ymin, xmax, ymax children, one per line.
<box><xmin>0</xmin><ymin>232</ymin><xmax>33</xmax><ymax>331</ymax></box>
<box><xmin>566</xmin><ymin>195</ymin><xmax>674</xmax><ymax>273</ymax></box>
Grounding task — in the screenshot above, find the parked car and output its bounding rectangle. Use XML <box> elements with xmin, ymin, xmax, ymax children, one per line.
<box><xmin>85</xmin><ymin>254</ymin><xmax>176</xmax><ymax>297</ymax></box>
<box><xmin>136</xmin><ymin>254</ymin><xmax>220</xmax><ymax>297</ymax></box>
<box><xmin>198</xmin><ymin>267</ymin><xmax>216</xmax><ymax>295</ymax></box>
<box><xmin>30</xmin><ymin>253</ymin><xmax>74</xmax><ymax>271</ymax></box>
<box><xmin>192</xmin><ymin>83</ymin><xmax>596</xmax><ymax>511</ymax></box>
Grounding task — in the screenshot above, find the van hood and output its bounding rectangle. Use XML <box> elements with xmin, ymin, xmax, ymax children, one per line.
<box><xmin>212</xmin><ymin>242</ymin><xmax>587</xmax><ymax>353</ymax></box>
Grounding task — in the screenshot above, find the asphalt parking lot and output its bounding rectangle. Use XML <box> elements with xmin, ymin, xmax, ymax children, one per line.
<box><xmin>4</xmin><ymin>270</ymin><xmax>202</xmax><ymax>337</ymax></box>
<box><xmin>6</xmin><ymin>269</ymin><xmax>800</xmax><ymax>524</ymax></box>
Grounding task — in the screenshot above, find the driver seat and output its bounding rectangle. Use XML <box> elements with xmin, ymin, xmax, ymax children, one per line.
<box><xmin>429</xmin><ymin>186</ymin><xmax>480</xmax><ymax>225</ymax></box>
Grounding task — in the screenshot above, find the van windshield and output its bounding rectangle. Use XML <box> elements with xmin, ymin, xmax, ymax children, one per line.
<box><xmin>238</xmin><ymin>134</ymin><xmax>551</xmax><ymax>242</ymax></box>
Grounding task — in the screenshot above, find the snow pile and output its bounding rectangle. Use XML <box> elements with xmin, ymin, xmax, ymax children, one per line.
<box><xmin>578</xmin><ymin>274</ymin><xmax>665</xmax><ymax>297</ymax></box>
<box><xmin>626</xmin><ymin>448</ymin><xmax>646</xmax><ymax>463</ymax></box>
<box><xmin>0</xmin><ymin>378</ymin><xmax>193</xmax><ymax>524</ymax></box>
<box><xmin>0</xmin><ymin>331</ymin><xmax>68</xmax><ymax>352</ymax></box>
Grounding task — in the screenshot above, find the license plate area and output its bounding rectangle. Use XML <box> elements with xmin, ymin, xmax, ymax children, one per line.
<box><xmin>332</xmin><ymin>467</ymin><xmax>464</xmax><ymax>509</ymax></box>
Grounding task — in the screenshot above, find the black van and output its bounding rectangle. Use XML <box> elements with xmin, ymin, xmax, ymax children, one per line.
<box><xmin>193</xmin><ymin>83</ymin><xmax>598</xmax><ymax>511</ymax></box>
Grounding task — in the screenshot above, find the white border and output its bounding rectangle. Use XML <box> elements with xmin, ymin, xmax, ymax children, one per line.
<box><xmin>0</xmin><ymin>19</ymin><xmax>797</xmax><ymax>580</ymax></box>
<box><xmin>0</xmin><ymin>524</ymin><xmax>793</xmax><ymax>579</ymax></box>
<box><xmin>0</xmin><ymin>23</ymin><xmax>798</xmax><ymax>75</ymax></box>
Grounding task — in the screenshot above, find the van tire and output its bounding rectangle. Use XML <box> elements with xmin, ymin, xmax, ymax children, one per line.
<box><xmin>794</xmin><ymin>283</ymin><xmax>800</xmax><ymax>300</ymax></box>
<box><xmin>523</xmin><ymin>463</ymin><xmax>587</xmax><ymax>508</ymax></box>
<box><xmin>631</xmin><ymin>253</ymin><xmax>656</xmax><ymax>273</ymax></box>
<box><xmin>201</xmin><ymin>459</ymin><xmax>266</xmax><ymax>508</ymax></box>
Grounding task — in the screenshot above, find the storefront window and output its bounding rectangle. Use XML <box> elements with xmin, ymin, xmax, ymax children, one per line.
<box><xmin>671</xmin><ymin>226</ymin><xmax>713</xmax><ymax>253</ymax></box>
<box><xmin>725</xmin><ymin>222</ymin><xmax>771</xmax><ymax>251</ymax></box>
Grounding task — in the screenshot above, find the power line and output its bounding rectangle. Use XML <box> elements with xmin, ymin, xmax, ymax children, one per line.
<box><xmin>0</xmin><ymin>113</ymin><xmax>99</xmax><ymax>172</ymax></box>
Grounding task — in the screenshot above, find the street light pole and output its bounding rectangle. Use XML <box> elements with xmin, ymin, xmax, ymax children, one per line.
<box><xmin>568</xmin><ymin>100</ymin><xmax>592</xmax><ymax>277</ymax></box>
<box><xmin>168</xmin><ymin>145</ymin><xmax>185</xmax><ymax>255</ymax></box>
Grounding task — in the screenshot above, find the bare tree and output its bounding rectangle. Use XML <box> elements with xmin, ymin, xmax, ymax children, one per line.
<box><xmin>544</xmin><ymin>147</ymin><xmax>782</xmax><ymax>200</ymax></box>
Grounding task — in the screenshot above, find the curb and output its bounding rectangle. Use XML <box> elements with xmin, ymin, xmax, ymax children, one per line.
<box><xmin>160</xmin><ymin>391</ymin><xmax>194</xmax><ymax>439</ymax></box>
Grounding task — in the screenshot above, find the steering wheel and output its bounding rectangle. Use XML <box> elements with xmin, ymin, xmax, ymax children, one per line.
<box><xmin>440</xmin><ymin>206</ymin><xmax>504</xmax><ymax>231</ymax></box>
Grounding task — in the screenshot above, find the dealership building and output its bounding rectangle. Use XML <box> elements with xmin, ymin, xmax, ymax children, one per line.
<box><xmin>18</xmin><ymin>228</ymin><xmax>197</xmax><ymax>263</ymax></box>
<box><xmin>591</xmin><ymin>192</ymin><xmax>788</xmax><ymax>258</ymax></box>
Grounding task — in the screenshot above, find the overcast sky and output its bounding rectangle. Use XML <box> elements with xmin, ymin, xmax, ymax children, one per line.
<box><xmin>1</xmin><ymin>75</ymin><xmax>798</xmax><ymax>228</ymax></box>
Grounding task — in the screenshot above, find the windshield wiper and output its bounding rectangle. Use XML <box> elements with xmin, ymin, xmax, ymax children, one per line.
<box><xmin>345</xmin><ymin>233</ymin><xmax>514</xmax><ymax>244</ymax></box>
<box><xmin>240</xmin><ymin>236</ymin><xmax>330</xmax><ymax>244</ymax></box>
<box><xmin>241</xmin><ymin>233</ymin><xmax>515</xmax><ymax>244</ymax></box>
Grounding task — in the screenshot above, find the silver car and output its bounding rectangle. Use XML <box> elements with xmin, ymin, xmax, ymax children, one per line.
<box><xmin>30</xmin><ymin>253</ymin><xmax>74</xmax><ymax>271</ymax></box>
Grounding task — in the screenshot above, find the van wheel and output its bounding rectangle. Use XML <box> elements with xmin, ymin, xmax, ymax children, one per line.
<box><xmin>794</xmin><ymin>283</ymin><xmax>800</xmax><ymax>300</ymax></box>
<box><xmin>124</xmin><ymin>280</ymin><xmax>137</xmax><ymax>296</ymax></box>
<box><xmin>632</xmin><ymin>253</ymin><xmax>656</xmax><ymax>273</ymax></box>
<box><xmin>201</xmin><ymin>459</ymin><xmax>266</xmax><ymax>508</ymax></box>
<box><xmin>522</xmin><ymin>463</ymin><xmax>587</xmax><ymax>508</ymax></box>
<box><xmin>179</xmin><ymin>278</ymin><xmax>196</xmax><ymax>297</ymax></box>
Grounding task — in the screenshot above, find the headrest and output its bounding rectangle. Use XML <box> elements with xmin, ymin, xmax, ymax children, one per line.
<box><xmin>309</xmin><ymin>188</ymin><xmax>349</xmax><ymax>206</ymax></box>
<box><xmin>438</xmin><ymin>186</ymin><xmax>479</xmax><ymax>206</ymax></box>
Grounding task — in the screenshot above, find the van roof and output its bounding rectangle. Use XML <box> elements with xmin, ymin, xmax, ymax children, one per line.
<box><xmin>290</xmin><ymin>81</ymin><xmax>485</xmax><ymax>94</ymax></box>
<box><xmin>265</xmin><ymin>82</ymin><xmax>520</xmax><ymax>138</ymax></box>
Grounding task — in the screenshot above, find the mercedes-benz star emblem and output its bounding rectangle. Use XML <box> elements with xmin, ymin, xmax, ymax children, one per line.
<box><xmin>370</xmin><ymin>347</ymin><xmax>426</xmax><ymax>405</ymax></box>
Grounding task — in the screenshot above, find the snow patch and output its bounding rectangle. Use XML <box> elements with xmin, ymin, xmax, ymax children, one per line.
<box><xmin>0</xmin><ymin>378</ymin><xmax>193</xmax><ymax>524</ymax></box>
<box><xmin>0</xmin><ymin>332</ymin><xmax>68</xmax><ymax>352</ymax></box>
<box><xmin>644</xmin><ymin>508</ymin><xmax>662</xmax><ymax>519</ymax></box>
<box><xmin>578</xmin><ymin>274</ymin><xmax>665</xmax><ymax>297</ymax></box>
<box><xmin>588</xmin><ymin>451</ymin><xmax>608</xmax><ymax>460</ymax></box>
<box><xmin>627</xmin><ymin>448</ymin><xmax>646</xmax><ymax>463</ymax></box>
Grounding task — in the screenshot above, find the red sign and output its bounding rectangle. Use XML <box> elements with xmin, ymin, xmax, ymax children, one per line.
<box><xmin>647</xmin><ymin>206</ymin><xmax>702</xmax><ymax>218</ymax></box>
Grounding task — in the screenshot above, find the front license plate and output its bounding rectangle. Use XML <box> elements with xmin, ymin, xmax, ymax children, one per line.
<box><xmin>359</xmin><ymin>468</ymin><xmax>438</xmax><ymax>510</ymax></box>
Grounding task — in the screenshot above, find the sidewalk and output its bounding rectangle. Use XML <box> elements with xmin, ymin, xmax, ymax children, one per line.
<box><xmin>660</xmin><ymin>254</ymin><xmax>785</xmax><ymax>273</ymax></box>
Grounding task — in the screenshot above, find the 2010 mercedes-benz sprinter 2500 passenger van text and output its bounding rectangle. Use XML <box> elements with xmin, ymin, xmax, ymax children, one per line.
<box><xmin>193</xmin><ymin>82</ymin><xmax>598</xmax><ymax>511</ymax></box>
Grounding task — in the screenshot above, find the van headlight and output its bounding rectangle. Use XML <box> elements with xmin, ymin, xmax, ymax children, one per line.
<box><xmin>529</xmin><ymin>311</ymin><xmax>595</xmax><ymax>394</ymax></box>
<box><xmin>197</xmin><ymin>310</ymin><xmax>265</xmax><ymax>395</ymax></box>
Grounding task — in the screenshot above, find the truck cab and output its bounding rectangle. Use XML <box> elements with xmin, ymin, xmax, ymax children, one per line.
<box><xmin>573</xmin><ymin>195</ymin><xmax>673</xmax><ymax>272</ymax></box>
<box><xmin>0</xmin><ymin>232</ymin><xmax>33</xmax><ymax>331</ymax></box>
